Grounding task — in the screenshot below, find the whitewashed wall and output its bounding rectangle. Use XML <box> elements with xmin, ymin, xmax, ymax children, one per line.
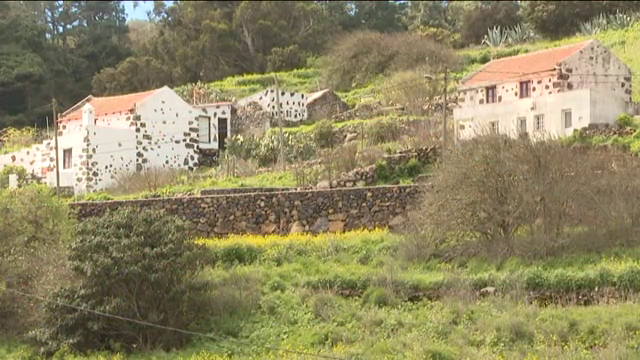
<box><xmin>133</xmin><ymin>87</ymin><xmax>200</xmax><ymax>171</ymax></box>
<box><xmin>237</xmin><ymin>89</ymin><xmax>307</xmax><ymax>123</ymax></box>
<box><xmin>195</xmin><ymin>103</ymin><xmax>232</xmax><ymax>150</ymax></box>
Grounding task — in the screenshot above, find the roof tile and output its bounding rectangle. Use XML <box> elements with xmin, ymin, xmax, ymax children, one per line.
<box><xmin>462</xmin><ymin>41</ymin><xmax>592</xmax><ymax>87</ymax></box>
<box><xmin>59</xmin><ymin>89</ymin><xmax>159</xmax><ymax>122</ymax></box>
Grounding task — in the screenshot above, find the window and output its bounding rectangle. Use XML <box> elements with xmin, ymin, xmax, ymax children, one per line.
<box><xmin>518</xmin><ymin>117</ymin><xmax>527</xmax><ymax>134</ymax></box>
<box><xmin>519</xmin><ymin>81</ymin><xmax>531</xmax><ymax>98</ymax></box>
<box><xmin>534</xmin><ymin>114</ymin><xmax>545</xmax><ymax>132</ymax></box>
<box><xmin>197</xmin><ymin>116</ymin><xmax>211</xmax><ymax>143</ymax></box>
<box><xmin>490</xmin><ymin>121</ymin><xmax>499</xmax><ymax>134</ymax></box>
<box><xmin>62</xmin><ymin>148</ymin><xmax>72</xmax><ymax>170</ymax></box>
<box><xmin>486</xmin><ymin>86</ymin><xmax>497</xmax><ymax>104</ymax></box>
<box><xmin>562</xmin><ymin>109</ymin><xmax>572</xmax><ymax>128</ymax></box>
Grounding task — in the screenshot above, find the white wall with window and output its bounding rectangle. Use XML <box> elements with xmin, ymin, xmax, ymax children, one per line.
<box><xmin>454</xmin><ymin>88</ymin><xmax>627</xmax><ymax>141</ymax></box>
<box><xmin>194</xmin><ymin>103</ymin><xmax>232</xmax><ymax>150</ymax></box>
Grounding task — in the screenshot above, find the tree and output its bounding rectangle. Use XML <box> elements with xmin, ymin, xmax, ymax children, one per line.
<box><xmin>92</xmin><ymin>56</ymin><xmax>172</xmax><ymax>95</ymax></box>
<box><xmin>0</xmin><ymin>2</ymin><xmax>48</xmax><ymax>127</ymax></box>
<box><xmin>232</xmin><ymin>1</ymin><xmax>336</xmax><ymax>73</ymax></box>
<box><xmin>523</xmin><ymin>1</ymin><xmax>640</xmax><ymax>39</ymax></box>
<box><xmin>459</xmin><ymin>1</ymin><xmax>521</xmax><ymax>46</ymax></box>
<box><xmin>36</xmin><ymin>207</ymin><xmax>212</xmax><ymax>355</ymax></box>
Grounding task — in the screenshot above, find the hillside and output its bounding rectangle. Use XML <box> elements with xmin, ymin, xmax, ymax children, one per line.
<box><xmin>173</xmin><ymin>23</ymin><xmax>640</xmax><ymax>106</ymax></box>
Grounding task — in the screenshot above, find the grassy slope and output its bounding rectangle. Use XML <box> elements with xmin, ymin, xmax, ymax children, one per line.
<box><xmin>174</xmin><ymin>24</ymin><xmax>640</xmax><ymax>107</ymax></box>
<box><xmin>6</xmin><ymin>230</ymin><xmax>640</xmax><ymax>359</ymax></box>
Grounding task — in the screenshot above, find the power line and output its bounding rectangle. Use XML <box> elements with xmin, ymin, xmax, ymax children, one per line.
<box><xmin>4</xmin><ymin>286</ymin><xmax>351</xmax><ymax>360</ymax></box>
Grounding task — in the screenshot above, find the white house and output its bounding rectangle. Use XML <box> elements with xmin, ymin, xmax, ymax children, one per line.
<box><xmin>0</xmin><ymin>86</ymin><xmax>208</xmax><ymax>195</ymax></box>
<box><xmin>193</xmin><ymin>102</ymin><xmax>232</xmax><ymax>151</ymax></box>
<box><xmin>453</xmin><ymin>39</ymin><xmax>632</xmax><ymax>141</ymax></box>
<box><xmin>236</xmin><ymin>88</ymin><xmax>307</xmax><ymax>125</ymax></box>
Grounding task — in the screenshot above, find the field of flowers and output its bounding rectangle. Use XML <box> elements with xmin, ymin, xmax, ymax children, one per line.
<box><xmin>6</xmin><ymin>230</ymin><xmax>640</xmax><ymax>359</ymax></box>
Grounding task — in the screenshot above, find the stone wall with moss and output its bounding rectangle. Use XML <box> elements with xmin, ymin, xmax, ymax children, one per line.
<box><xmin>70</xmin><ymin>185</ymin><xmax>425</xmax><ymax>237</ymax></box>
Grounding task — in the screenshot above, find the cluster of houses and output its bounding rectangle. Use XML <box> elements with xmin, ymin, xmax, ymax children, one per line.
<box><xmin>0</xmin><ymin>85</ymin><xmax>344</xmax><ymax>195</ymax></box>
<box><xmin>0</xmin><ymin>39</ymin><xmax>634</xmax><ymax>195</ymax></box>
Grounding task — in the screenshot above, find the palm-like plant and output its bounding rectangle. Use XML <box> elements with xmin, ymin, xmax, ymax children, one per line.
<box><xmin>578</xmin><ymin>14</ymin><xmax>608</xmax><ymax>35</ymax></box>
<box><xmin>608</xmin><ymin>11</ymin><xmax>636</xmax><ymax>30</ymax></box>
<box><xmin>507</xmin><ymin>23</ymin><xmax>538</xmax><ymax>45</ymax></box>
<box><xmin>482</xmin><ymin>26</ymin><xmax>508</xmax><ymax>48</ymax></box>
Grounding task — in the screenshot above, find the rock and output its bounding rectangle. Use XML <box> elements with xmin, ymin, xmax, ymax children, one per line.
<box><xmin>345</xmin><ymin>133</ymin><xmax>358</xmax><ymax>143</ymax></box>
<box><xmin>316</xmin><ymin>180</ymin><xmax>330</xmax><ymax>190</ymax></box>
<box><xmin>310</xmin><ymin>216</ymin><xmax>329</xmax><ymax>234</ymax></box>
<box><xmin>413</xmin><ymin>174</ymin><xmax>430</xmax><ymax>183</ymax></box>
<box><xmin>290</xmin><ymin>221</ymin><xmax>305</xmax><ymax>234</ymax></box>
<box><xmin>262</xmin><ymin>222</ymin><xmax>277</xmax><ymax>234</ymax></box>
<box><xmin>479</xmin><ymin>286</ymin><xmax>497</xmax><ymax>297</ymax></box>
<box><xmin>389</xmin><ymin>215</ymin><xmax>407</xmax><ymax>228</ymax></box>
<box><xmin>356</xmin><ymin>181</ymin><xmax>366</xmax><ymax>187</ymax></box>
<box><xmin>328</xmin><ymin>213</ymin><xmax>347</xmax><ymax>221</ymax></box>
<box><xmin>329</xmin><ymin>220</ymin><xmax>345</xmax><ymax>233</ymax></box>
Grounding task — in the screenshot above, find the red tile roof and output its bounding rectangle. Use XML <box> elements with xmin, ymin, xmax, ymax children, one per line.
<box><xmin>59</xmin><ymin>89</ymin><xmax>160</xmax><ymax>122</ymax></box>
<box><xmin>461</xmin><ymin>41</ymin><xmax>592</xmax><ymax>87</ymax></box>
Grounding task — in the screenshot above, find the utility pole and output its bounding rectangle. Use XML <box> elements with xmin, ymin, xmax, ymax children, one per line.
<box><xmin>52</xmin><ymin>98</ymin><xmax>60</xmax><ymax>199</ymax></box>
<box><xmin>273</xmin><ymin>75</ymin><xmax>286</xmax><ymax>171</ymax></box>
<box><xmin>442</xmin><ymin>66</ymin><xmax>448</xmax><ymax>151</ymax></box>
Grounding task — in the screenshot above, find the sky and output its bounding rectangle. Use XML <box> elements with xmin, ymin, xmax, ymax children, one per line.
<box><xmin>123</xmin><ymin>1</ymin><xmax>174</xmax><ymax>21</ymax></box>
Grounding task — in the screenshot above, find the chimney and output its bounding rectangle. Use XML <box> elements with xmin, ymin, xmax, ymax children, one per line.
<box><xmin>82</xmin><ymin>103</ymin><xmax>95</xmax><ymax>128</ymax></box>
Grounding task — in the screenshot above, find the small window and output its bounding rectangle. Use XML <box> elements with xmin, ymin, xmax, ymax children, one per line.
<box><xmin>519</xmin><ymin>81</ymin><xmax>531</xmax><ymax>98</ymax></box>
<box><xmin>534</xmin><ymin>114</ymin><xmax>545</xmax><ymax>132</ymax></box>
<box><xmin>490</xmin><ymin>121</ymin><xmax>499</xmax><ymax>134</ymax></box>
<box><xmin>486</xmin><ymin>86</ymin><xmax>497</xmax><ymax>104</ymax></box>
<box><xmin>562</xmin><ymin>109</ymin><xmax>572</xmax><ymax>128</ymax></box>
<box><xmin>63</xmin><ymin>148</ymin><xmax>72</xmax><ymax>170</ymax></box>
<box><xmin>518</xmin><ymin>117</ymin><xmax>527</xmax><ymax>134</ymax></box>
<box><xmin>198</xmin><ymin>116</ymin><xmax>211</xmax><ymax>143</ymax></box>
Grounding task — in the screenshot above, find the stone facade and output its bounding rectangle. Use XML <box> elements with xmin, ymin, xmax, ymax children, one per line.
<box><xmin>236</xmin><ymin>89</ymin><xmax>307</xmax><ymax>125</ymax></box>
<box><xmin>70</xmin><ymin>185</ymin><xmax>425</xmax><ymax>237</ymax></box>
<box><xmin>306</xmin><ymin>89</ymin><xmax>349</xmax><ymax>122</ymax></box>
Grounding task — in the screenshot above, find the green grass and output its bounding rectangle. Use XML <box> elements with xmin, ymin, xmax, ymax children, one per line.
<box><xmin>7</xmin><ymin>231</ymin><xmax>640</xmax><ymax>359</ymax></box>
<box><xmin>70</xmin><ymin>170</ymin><xmax>299</xmax><ymax>202</ymax></box>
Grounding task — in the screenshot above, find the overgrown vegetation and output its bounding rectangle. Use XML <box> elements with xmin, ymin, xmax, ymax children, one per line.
<box><xmin>36</xmin><ymin>208</ymin><xmax>213</xmax><ymax>355</ymax></box>
<box><xmin>408</xmin><ymin>135</ymin><xmax>640</xmax><ymax>262</ymax></box>
<box><xmin>323</xmin><ymin>31</ymin><xmax>458</xmax><ymax>91</ymax></box>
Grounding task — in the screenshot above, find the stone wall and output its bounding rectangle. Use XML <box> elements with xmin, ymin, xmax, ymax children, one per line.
<box><xmin>200</xmin><ymin>186</ymin><xmax>299</xmax><ymax>196</ymax></box>
<box><xmin>576</xmin><ymin>123</ymin><xmax>636</xmax><ymax>137</ymax></box>
<box><xmin>70</xmin><ymin>185</ymin><xmax>425</xmax><ymax>237</ymax></box>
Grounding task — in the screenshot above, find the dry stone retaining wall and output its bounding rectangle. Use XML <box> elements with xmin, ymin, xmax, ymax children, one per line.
<box><xmin>70</xmin><ymin>185</ymin><xmax>425</xmax><ymax>237</ymax></box>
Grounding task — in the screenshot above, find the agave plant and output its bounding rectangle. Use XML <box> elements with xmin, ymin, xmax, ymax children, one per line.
<box><xmin>608</xmin><ymin>11</ymin><xmax>636</xmax><ymax>30</ymax></box>
<box><xmin>482</xmin><ymin>26</ymin><xmax>508</xmax><ymax>48</ymax></box>
<box><xmin>578</xmin><ymin>14</ymin><xmax>608</xmax><ymax>35</ymax></box>
<box><xmin>506</xmin><ymin>23</ymin><xmax>538</xmax><ymax>45</ymax></box>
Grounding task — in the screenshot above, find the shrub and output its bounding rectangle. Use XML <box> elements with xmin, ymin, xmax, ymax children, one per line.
<box><xmin>361</xmin><ymin>286</ymin><xmax>398</xmax><ymax>308</ymax></box>
<box><xmin>324</xmin><ymin>31</ymin><xmax>458</xmax><ymax>91</ymax></box>
<box><xmin>0</xmin><ymin>186</ymin><xmax>73</xmax><ymax>337</ymax></box>
<box><xmin>312</xmin><ymin>120</ymin><xmax>336</xmax><ymax>148</ymax></box>
<box><xmin>366</xmin><ymin>119</ymin><xmax>402</xmax><ymax>145</ymax></box>
<box><xmin>397</xmin><ymin>158</ymin><xmax>423</xmax><ymax>178</ymax></box>
<box><xmin>406</xmin><ymin>135</ymin><xmax>640</xmax><ymax>262</ymax></box>
<box><xmin>36</xmin><ymin>208</ymin><xmax>212</xmax><ymax>354</ymax></box>
<box><xmin>0</xmin><ymin>127</ymin><xmax>38</xmax><ymax>154</ymax></box>
<box><xmin>109</xmin><ymin>167</ymin><xmax>186</xmax><ymax>195</ymax></box>
<box><xmin>381</xmin><ymin>68</ymin><xmax>440</xmax><ymax>116</ymax></box>
<box><xmin>617</xmin><ymin>113</ymin><xmax>636</xmax><ymax>128</ymax></box>
<box><xmin>0</xmin><ymin>165</ymin><xmax>27</xmax><ymax>188</ymax></box>
<box><xmin>375</xmin><ymin>160</ymin><xmax>391</xmax><ymax>183</ymax></box>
